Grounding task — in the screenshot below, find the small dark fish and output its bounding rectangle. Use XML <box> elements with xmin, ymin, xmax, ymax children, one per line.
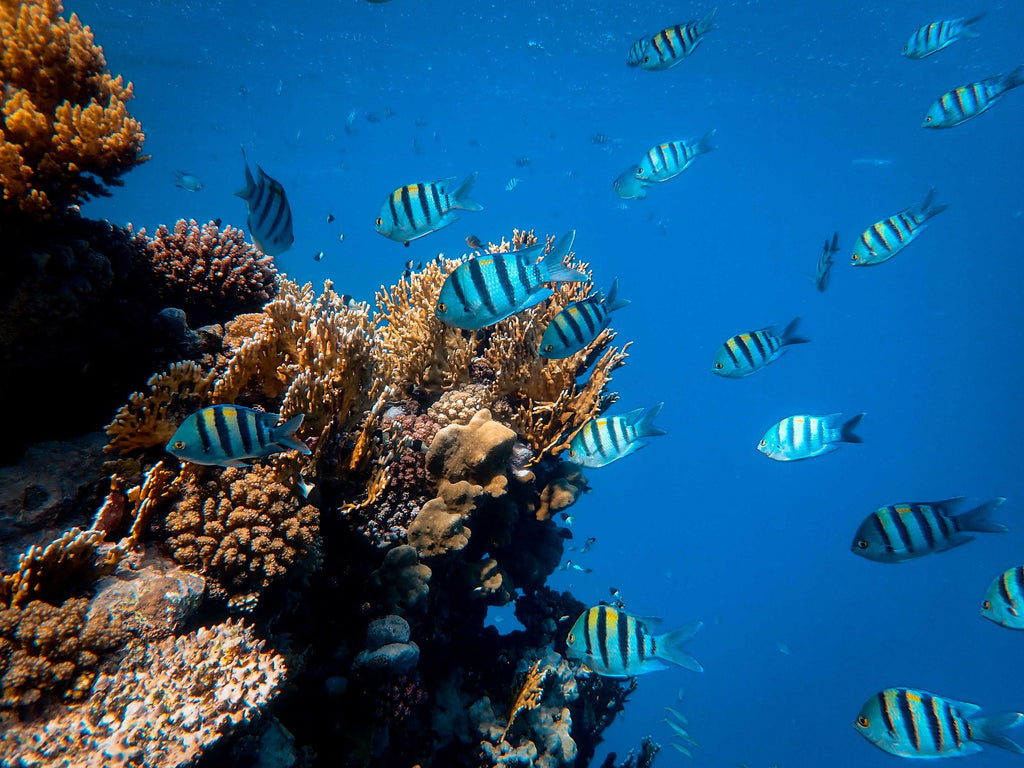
<box><xmin>174</xmin><ymin>171</ymin><xmax>203</xmax><ymax>192</ymax></box>
<box><xmin>414</xmin><ymin>118</ymin><xmax>427</xmax><ymax>127</ymax></box>
<box><xmin>402</xmin><ymin>259</ymin><xmax>423</xmax><ymax>280</ymax></box>
<box><xmin>314</xmin><ymin>251</ymin><xmax>325</xmax><ymax>262</ymax></box>
<box><xmin>383</xmin><ymin>106</ymin><xmax>395</xmax><ymax>118</ymax></box>
<box><xmin>515</xmin><ymin>155</ymin><xmax>532</xmax><ymax>167</ymax></box>
<box><xmin>213</xmin><ymin>218</ymin><xmax>222</xmax><ymax>227</ymax></box>
<box><xmin>466</xmin><ymin>234</ymin><xmax>484</xmax><ymax>250</ymax></box>
<box><xmin>816</xmin><ymin>232</ymin><xmax>839</xmax><ymax>292</ymax></box>
<box><xmin>366</xmin><ymin>113</ymin><xmax>381</xmax><ymax>123</ymax></box>
<box><xmin>327</xmin><ymin>214</ymin><xmax>335</xmax><ymax>224</ymax></box>
<box><xmin>591</xmin><ymin>133</ymin><xmax>610</xmax><ymax>145</ymax></box>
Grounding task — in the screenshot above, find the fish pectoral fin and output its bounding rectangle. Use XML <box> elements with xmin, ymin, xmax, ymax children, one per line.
<box><xmin>519</xmin><ymin>289</ymin><xmax>553</xmax><ymax>310</ymax></box>
<box><xmin>222</xmin><ymin>459</ymin><xmax>252</xmax><ymax>468</ymax></box>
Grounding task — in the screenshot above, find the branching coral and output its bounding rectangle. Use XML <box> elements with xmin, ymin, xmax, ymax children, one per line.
<box><xmin>164</xmin><ymin>466</ymin><xmax>320</xmax><ymax>604</ymax></box>
<box><xmin>0</xmin><ymin>620</ymin><xmax>285</xmax><ymax>767</ymax></box>
<box><xmin>0</xmin><ymin>0</ymin><xmax>147</xmax><ymax>225</ymax></box>
<box><xmin>0</xmin><ymin>528</ymin><xmax>122</xmax><ymax>609</ymax></box>
<box><xmin>136</xmin><ymin>219</ymin><xmax>279</xmax><ymax>326</ymax></box>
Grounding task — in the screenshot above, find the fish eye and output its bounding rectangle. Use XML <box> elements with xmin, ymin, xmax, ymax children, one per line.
<box><xmin>567</xmin><ymin>632</ymin><xmax>575</xmax><ymax>643</ymax></box>
<box><xmin>856</xmin><ymin>540</ymin><xmax>869</xmax><ymax>550</ymax></box>
<box><xmin>545</xmin><ymin>344</ymin><xmax>554</xmax><ymax>352</ymax></box>
<box><xmin>857</xmin><ymin>716</ymin><xmax>870</xmax><ymax>728</ymax></box>
<box><xmin>925</xmin><ymin>116</ymin><xmax>932</xmax><ymax>122</ymax></box>
<box><xmin>437</xmin><ymin>302</ymin><xmax>447</xmax><ymax>313</ymax></box>
<box><xmin>983</xmin><ymin>600</ymin><xmax>991</xmax><ymax>610</ymax></box>
<box><xmin>173</xmin><ymin>440</ymin><xmax>186</xmax><ymax>449</ymax></box>
<box><xmin>852</xmin><ymin>254</ymin><xmax>859</xmax><ymax>261</ymax></box>
<box><xmin>714</xmin><ymin>362</ymin><xmax>723</xmax><ymax>369</ymax></box>
<box><xmin>375</xmin><ymin>217</ymin><xmax>383</xmax><ymax>226</ymax></box>
<box><xmin>759</xmin><ymin>439</ymin><xmax>767</xmax><ymax>447</ymax></box>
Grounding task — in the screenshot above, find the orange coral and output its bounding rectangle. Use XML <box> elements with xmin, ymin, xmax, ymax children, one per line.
<box><xmin>0</xmin><ymin>0</ymin><xmax>147</xmax><ymax>223</ymax></box>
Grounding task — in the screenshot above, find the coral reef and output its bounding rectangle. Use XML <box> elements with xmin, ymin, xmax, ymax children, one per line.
<box><xmin>163</xmin><ymin>465</ymin><xmax>321</xmax><ymax>606</ymax></box>
<box><xmin>0</xmin><ymin>0</ymin><xmax>147</xmax><ymax>229</ymax></box>
<box><xmin>136</xmin><ymin>219</ymin><xmax>279</xmax><ymax>326</ymax></box>
<box><xmin>0</xmin><ymin>620</ymin><xmax>285</xmax><ymax>767</ymax></box>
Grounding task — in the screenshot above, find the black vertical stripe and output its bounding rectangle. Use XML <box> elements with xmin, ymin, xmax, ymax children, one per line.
<box><xmin>870</xmin><ymin>512</ymin><xmax>890</xmax><ymax>548</ymax></box>
<box><xmin>249</xmin><ymin>177</ymin><xmax>267</xmax><ymax>211</ymax></box>
<box><xmin>933</xmin><ymin>507</ymin><xmax>952</xmax><ymax>539</ymax></box>
<box><xmin>662</xmin><ymin>29</ymin><xmax>677</xmax><ymax>59</ymax></box>
<box><xmin>732</xmin><ymin>335</ymin><xmax>756</xmax><ymax>367</ymax></box>
<box><xmin>254</xmin><ymin>181</ymin><xmax>278</xmax><ymax>225</ymax></box>
<box><xmin>213</xmin><ymin>406</ymin><xmax>234</xmax><ymax>455</ymax></box>
<box><xmin>750</xmin><ymin>331</ymin><xmax>768</xmax><ymax>362</ymax></box>
<box><xmin>669</xmin><ymin>142</ymin><xmax>681</xmax><ymax>170</ymax></box>
<box><xmin>879</xmin><ymin>692</ymin><xmax>897</xmax><ymax>735</ymax></box>
<box><xmin>999</xmin><ymin>573</ymin><xmax>1014</xmax><ymax>606</ymax></box>
<box><xmin>606</xmin><ymin>419</ymin><xmax>621</xmax><ymax>452</ymax></box>
<box><xmin>493</xmin><ymin>255</ymin><xmax>517</xmax><ymax>307</ymax></box>
<box><xmin>266</xmin><ymin>188</ymin><xmax>289</xmax><ymax>240</ymax></box>
<box><xmin>921</xmin><ymin>694</ymin><xmax>944</xmax><ymax>753</ymax></box>
<box><xmin>656</xmin><ymin>144</ymin><xmax>669</xmax><ymax>171</ymax></box>
<box><xmin>400</xmin><ymin>186</ymin><xmax>416</xmax><ymax>228</ymax></box>
<box><xmin>911</xmin><ymin>506</ymin><xmax>936</xmax><ymax>549</ymax></box>
<box><xmin>635</xmin><ymin>620</ymin><xmax>645</xmax><ymax>662</ymax></box>
<box><xmin>467</xmin><ymin>258</ymin><xmax>498</xmax><ymax>315</ymax></box>
<box><xmin>579</xmin><ymin>302</ymin><xmax>599</xmax><ymax>337</ymax></box>
<box><xmin>617</xmin><ymin>614</ymin><xmax>631</xmax><ymax>672</ymax></box>
<box><xmin>515</xmin><ymin>254</ymin><xmax>533</xmax><ymax>294</ymax></box>
<box><xmin>947</xmin><ymin>707</ymin><xmax>964</xmax><ymax>750</ymax></box>
<box><xmin>724</xmin><ymin>341</ymin><xmax>740</xmax><ymax>366</ymax></box>
<box><xmin>1014</xmin><ymin>566</ymin><xmax>1024</xmax><ymax>599</ymax></box>
<box><xmin>890</xmin><ymin>508</ymin><xmax>916</xmax><ymax>553</ymax></box>
<box><xmin>450</xmin><ymin>269</ymin><xmax>471</xmax><ymax>312</ymax></box>
<box><xmin>802</xmin><ymin>412</ymin><xmax>812</xmax><ymax>449</ymax></box>
<box><xmin>583</xmin><ymin>609</ymin><xmax>594</xmax><ymax>656</ymax></box>
<box><xmin>552</xmin><ymin>316</ymin><xmax>572</xmax><ymax>347</ymax></box>
<box><xmin>255</xmin><ymin>413</ymin><xmax>269</xmax><ymax>448</ymax></box>
<box><xmin>897</xmin><ymin>690</ymin><xmax>922</xmax><ymax>752</ymax></box>
<box><xmin>562</xmin><ymin>308</ymin><xmax>586</xmax><ymax>345</ymax></box>
<box><xmin>236</xmin><ymin>409</ymin><xmax>254</xmax><ymax>454</ymax></box>
<box><xmin>430</xmin><ymin>182</ymin><xmax>443</xmax><ymax>216</ymax></box>
<box><xmin>597</xmin><ymin>606</ymin><xmax>611</xmax><ymax>669</ymax></box>
<box><xmin>418</xmin><ymin>184</ymin><xmax>432</xmax><ymax>224</ymax></box>
<box><xmin>884</xmin><ymin>217</ymin><xmax>905</xmax><ymax>243</ymax></box>
<box><xmin>195</xmin><ymin>410</ymin><xmax>213</xmax><ymax>453</ymax></box>
<box><xmin>388</xmin><ymin>193</ymin><xmax>400</xmax><ymax>229</ymax></box>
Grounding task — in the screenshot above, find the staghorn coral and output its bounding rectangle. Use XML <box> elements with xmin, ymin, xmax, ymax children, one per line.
<box><xmin>0</xmin><ymin>0</ymin><xmax>147</xmax><ymax>226</ymax></box>
<box><xmin>135</xmin><ymin>219</ymin><xmax>279</xmax><ymax>326</ymax></box>
<box><xmin>164</xmin><ymin>466</ymin><xmax>320</xmax><ymax>603</ymax></box>
<box><xmin>103</xmin><ymin>361</ymin><xmax>211</xmax><ymax>455</ymax></box>
<box><xmin>0</xmin><ymin>597</ymin><xmax>125</xmax><ymax>712</ymax></box>
<box><xmin>0</xmin><ymin>527</ymin><xmax>122</xmax><ymax>609</ymax></box>
<box><xmin>0</xmin><ymin>620</ymin><xmax>285</xmax><ymax>768</ymax></box>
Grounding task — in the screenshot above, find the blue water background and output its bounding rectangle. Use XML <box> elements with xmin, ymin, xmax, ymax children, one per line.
<box><xmin>72</xmin><ymin>0</ymin><xmax>1024</xmax><ymax>765</ymax></box>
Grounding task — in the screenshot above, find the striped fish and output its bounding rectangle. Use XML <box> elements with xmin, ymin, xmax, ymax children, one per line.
<box><xmin>435</xmin><ymin>230</ymin><xmax>586</xmax><ymax>330</ymax></box>
<box><xmin>539</xmin><ymin>279</ymin><xmax>630</xmax><ymax>359</ymax></box>
<box><xmin>166</xmin><ymin>405</ymin><xmax>310</xmax><ymax>468</ymax></box>
<box><xmin>636</xmin><ymin>130</ymin><xmax>717</xmax><ymax>184</ymax></box>
<box><xmin>565</xmin><ymin>605</ymin><xmax>703</xmax><ymax>678</ymax></box>
<box><xmin>376</xmin><ymin>172</ymin><xmax>483</xmax><ymax>245</ymax></box>
<box><xmin>923</xmin><ymin>65</ymin><xmax>1024</xmax><ymax>128</ymax></box>
<box><xmin>566</xmin><ymin>403</ymin><xmax>666</xmax><ymax>468</ymax></box>
<box><xmin>902</xmin><ymin>14</ymin><xmax>984</xmax><ymax>60</ymax></box>
<box><xmin>613</xmin><ymin>165</ymin><xmax>651</xmax><ymax>200</ymax></box>
<box><xmin>851</xmin><ymin>497</ymin><xmax>1007</xmax><ymax>564</ymax></box>
<box><xmin>855</xmin><ymin>687</ymin><xmax>1024</xmax><ymax>758</ymax></box>
<box><xmin>816</xmin><ymin>231</ymin><xmax>839</xmax><ymax>292</ymax></box>
<box><xmin>626</xmin><ymin>8</ymin><xmax>718</xmax><ymax>71</ymax></box>
<box><xmin>851</xmin><ymin>188</ymin><xmax>947</xmax><ymax>266</ymax></box>
<box><xmin>711</xmin><ymin>317</ymin><xmax>808</xmax><ymax>378</ymax></box>
<box><xmin>235</xmin><ymin>148</ymin><xmax>294</xmax><ymax>256</ymax></box>
<box><xmin>758</xmin><ymin>413</ymin><xmax>863</xmax><ymax>462</ymax></box>
<box><xmin>981</xmin><ymin>566</ymin><xmax>1024</xmax><ymax>630</ymax></box>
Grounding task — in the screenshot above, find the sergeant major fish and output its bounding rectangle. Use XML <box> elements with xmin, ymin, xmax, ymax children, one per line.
<box><xmin>626</xmin><ymin>8</ymin><xmax>718</xmax><ymax>72</ymax></box>
<box><xmin>636</xmin><ymin>130</ymin><xmax>717</xmax><ymax>184</ymax></box>
<box><xmin>566</xmin><ymin>403</ymin><xmax>666</xmax><ymax>468</ymax></box>
<box><xmin>539</xmin><ymin>278</ymin><xmax>630</xmax><ymax>359</ymax></box>
<box><xmin>851</xmin><ymin>497</ymin><xmax>1007</xmax><ymax>563</ymax></box>
<box><xmin>435</xmin><ymin>230</ymin><xmax>586</xmax><ymax>330</ymax></box>
<box><xmin>923</xmin><ymin>65</ymin><xmax>1024</xmax><ymax>128</ymax></box>
<box><xmin>166</xmin><ymin>405</ymin><xmax>310</xmax><ymax>467</ymax></box>
<box><xmin>174</xmin><ymin>171</ymin><xmax>203</xmax><ymax>192</ymax></box>
<box><xmin>854</xmin><ymin>687</ymin><xmax>1024</xmax><ymax>758</ymax></box>
<box><xmin>902</xmin><ymin>14</ymin><xmax>984</xmax><ymax>59</ymax></box>
<box><xmin>816</xmin><ymin>232</ymin><xmax>839</xmax><ymax>292</ymax></box>
<box><xmin>852</xmin><ymin>188</ymin><xmax>946</xmax><ymax>266</ymax></box>
<box><xmin>981</xmin><ymin>566</ymin><xmax>1024</xmax><ymax>630</ymax></box>
<box><xmin>235</xmin><ymin>147</ymin><xmax>294</xmax><ymax>256</ymax></box>
<box><xmin>376</xmin><ymin>172</ymin><xmax>483</xmax><ymax>246</ymax></box>
<box><xmin>711</xmin><ymin>317</ymin><xmax>808</xmax><ymax>378</ymax></box>
<box><xmin>566</xmin><ymin>605</ymin><xmax>703</xmax><ymax>677</ymax></box>
<box><xmin>758</xmin><ymin>413</ymin><xmax>864</xmax><ymax>461</ymax></box>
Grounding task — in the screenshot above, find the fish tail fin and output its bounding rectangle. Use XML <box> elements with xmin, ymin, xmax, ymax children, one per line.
<box><xmin>272</xmin><ymin>414</ymin><xmax>311</xmax><ymax>455</ymax></box>
<box><xmin>780</xmin><ymin>316</ymin><xmax>810</xmax><ymax>346</ymax></box>
<box><xmin>697</xmin><ymin>7</ymin><xmax>718</xmax><ymax>34</ymax></box>
<box><xmin>915</xmin><ymin>187</ymin><xmax>948</xmax><ymax>223</ymax></box>
<box><xmin>451</xmin><ymin>171</ymin><xmax>484</xmax><ymax>211</ymax></box>
<box><xmin>1000</xmin><ymin>64</ymin><xmax>1024</xmax><ymax>92</ymax></box>
<box><xmin>695</xmin><ymin>128</ymin><xmax>718</xmax><ymax>155</ymax></box>
<box><xmin>829</xmin><ymin>231</ymin><xmax>840</xmax><ymax>254</ymax></box>
<box><xmin>605</xmin><ymin>278</ymin><xmax>631</xmax><ymax>313</ymax></box>
<box><xmin>960</xmin><ymin>12</ymin><xmax>985</xmax><ymax>37</ymax></box>
<box><xmin>634</xmin><ymin>402</ymin><xmax>667</xmax><ymax>438</ymax></box>
<box><xmin>838</xmin><ymin>413</ymin><xmax>865</xmax><ymax>444</ymax></box>
<box><xmin>655</xmin><ymin>620</ymin><xmax>703</xmax><ymax>673</ymax></box>
<box><xmin>540</xmin><ymin>230</ymin><xmax>588</xmax><ymax>283</ymax></box>
<box><xmin>957</xmin><ymin>497</ymin><xmax>1009</xmax><ymax>533</ymax></box>
<box><xmin>235</xmin><ymin>145</ymin><xmax>256</xmax><ymax>199</ymax></box>
<box><xmin>971</xmin><ymin>711</ymin><xmax>1024</xmax><ymax>754</ymax></box>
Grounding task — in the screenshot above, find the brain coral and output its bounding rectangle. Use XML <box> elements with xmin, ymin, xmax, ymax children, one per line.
<box><xmin>164</xmin><ymin>466</ymin><xmax>321</xmax><ymax>604</ymax></box>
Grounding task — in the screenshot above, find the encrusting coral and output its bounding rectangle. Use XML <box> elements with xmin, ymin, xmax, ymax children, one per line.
<box><xmin>0</xmin><ymin>0</ymin><xmax>147</xmax><ymax>227</ymax></box>
<box><xmin>0</xmin><ymin>620</ymin><xmax>285</xmax><ymax>768</ymax></box>
<box><xmin>135</xmin><ymin>219</ymin><xmax>279</xmax><ymax>326</ymax></box>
